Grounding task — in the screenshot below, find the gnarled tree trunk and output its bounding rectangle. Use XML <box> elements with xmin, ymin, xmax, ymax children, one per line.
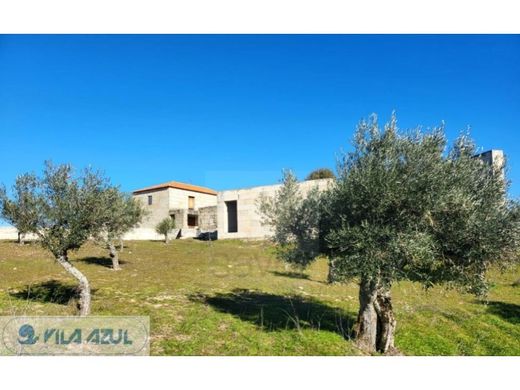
<box><xmin>18</xmin><ymin>232</ymin><xmax>25</xmax><ymax>245</ymax></box>
<box><xmin>55</xmin><ymin>253</ymin><xmax>91</xmax><ymax>316</ymax></box>
<box><xmin>354</xmin><ymin>278</ymin><xmax>379</xmax><ymax>352</ymax></box>
<box><xmin>108</xmin><ymin>242</ymin><xmax>121</xmax><ymax>271</ymax></box>
<box><xmin>374</xmin><ymin>286</ymin><xmax>397</xmax><ymax>353</ymax></box>
<box><xmin>354</xmin><ymin>277</ymin><xmax>397</xmax><ymax>354</ymax></box>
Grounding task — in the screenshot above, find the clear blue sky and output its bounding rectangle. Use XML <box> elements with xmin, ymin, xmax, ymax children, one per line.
<box><xmin>1</xmin><ymin>35</ymin><xmax>519</xmax><ymax>198</ymax></box>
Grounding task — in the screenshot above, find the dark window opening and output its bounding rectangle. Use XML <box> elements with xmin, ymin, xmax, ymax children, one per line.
<box><xmin>226</xmin><ymin>200</ymin><xmax>238</xmax><ymax>233</ymax></box>
<box><xmin>148</xmin><ymin>195</ymin><xmax>153</xmax><ymax>205</ymax></box>
<box><xmin>187</xmin><ymin>215</ymin><xmax>198</xmax><ymax>227</ymax></box>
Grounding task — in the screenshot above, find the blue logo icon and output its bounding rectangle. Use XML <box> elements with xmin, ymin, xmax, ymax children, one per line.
<box><xmin>18</xmin><ymin>324</ymin><xmax>39</xmax><ymax>345</ymax></box>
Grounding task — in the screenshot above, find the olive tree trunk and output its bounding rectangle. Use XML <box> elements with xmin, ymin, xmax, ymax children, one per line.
<box><xmin>56</xmin><ymin>253</ymin><xmax>91</xmax><ymax>316</ymax></box>
<box><xmin>108</xmin><ymin>242</ymin><xmax>121</xmax><ymax>271</ymax></box>
<box><xmin>18</xmin><ymin>232</ymin><xmax>25</xmax><ymax>245</ymax></box>
<box><xmin>354</xmin><ymin>277</ymin><xmax>397</xmax><ymax>354</ymax></box>
<box><xmin>327</xmin><ymin>259</ymin><xmax>336</xmax><ymax>284</ymax></box>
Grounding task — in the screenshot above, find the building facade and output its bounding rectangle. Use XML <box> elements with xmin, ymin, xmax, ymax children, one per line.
<box><xmin>128</xmin><ymin>181</ymin><xmax>218</xmax><ymax>239</ymax></box>
<box><xmin>126</xmin><ymin>178</ymin><xmax>332</xmax><ymax>240</ymax></box>
<box><xmin>474</xmin><ymin>149</ymin><xmax>505</xmax><ymax>180</ymax></box>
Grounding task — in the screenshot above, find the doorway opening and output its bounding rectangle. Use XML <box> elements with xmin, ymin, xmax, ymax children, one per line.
<box><xmin>225</xmin><ymin>200</ymin><xmax>238</xmax><ymax>233</ymax></box>
<box><xmin>187</xmin><ymin>214</ymin><xmax>198</xmax><ymax>227</ymax></box>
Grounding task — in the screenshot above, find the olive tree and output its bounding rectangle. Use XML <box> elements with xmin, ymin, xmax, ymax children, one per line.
<box><xmin>260</xmin><ymin>114</ymin><xmax>519</xmax><ymax>354</ymax></box>
<box><xmin>2</xmin><ymin>162</ymin><xmax>115</xmax><ymax>316</ymax></box>
<box><xmin>0</xmin><ymin>174</ymin><xmax>39</xmax><ymax>244</ymax></box>
<box><xmin>155</xmin><ymin>217</ymin><xmax>176</xmax><ymax>243</ymax></box>
<box><xmin>95</xmin><ymin>188</ymin><xmax>145</xmax><ymax>270</ymax></box>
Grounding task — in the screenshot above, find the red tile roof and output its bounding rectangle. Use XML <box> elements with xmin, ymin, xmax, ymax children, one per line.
<box><xmin>132</xmin><ymin>181</ymin><xmax>217</xmax><ymax>196</ymax></box>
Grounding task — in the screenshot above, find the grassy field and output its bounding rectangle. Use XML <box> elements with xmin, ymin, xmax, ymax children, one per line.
<box><xmin>0</xmin><ymin>239</ymin><xmax>518</xmax><ymax>355</ymax></box>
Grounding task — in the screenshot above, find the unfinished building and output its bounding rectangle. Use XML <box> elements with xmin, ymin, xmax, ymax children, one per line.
<box><xmin>127</xmin><ymin>181</ymin><xmax>218</xmax><ymax>240</ymax></box>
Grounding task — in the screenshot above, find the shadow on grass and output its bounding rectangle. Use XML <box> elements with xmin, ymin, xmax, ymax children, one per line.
<box><xmin>270</xmin><ymin>271</ymin><xmax>310</xmax><ymax>280</ymax></box>
<box><xmin>9</xmin><ymin>280</ymin><xmax>96</xmax><ymax>306</ymax></box>
<box><xmin>190</xmin><ymin>289</ymin><xmax>355</xmax><ymax>339</ymax></box>
<box><xmin>486</xmin><ymin>301</ymin><xmax>520</xmax><ymax>324</ymax></box>
<box><xmin>76</xmin><ymin>257</ymin><xmax>128</xmax><ymax>269</ymax></box>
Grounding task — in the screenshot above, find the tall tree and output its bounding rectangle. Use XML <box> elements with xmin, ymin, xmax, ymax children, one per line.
<box><xmin>0</xmin><ymin>174</ymin><xmax>39</xmax><ymax>244</ymax></box>
<box><xmin>260</xmin><ymin>114</ymin><xmax>519</xmax><ymax>354</ymax></box>
<box><xmin>95</xmin><ymin>188</ymin><xmax>145</xmax><ymax>270</ymax></box>
<box><xmin>1</xmin><ymin>162</ymin><xmax>115</xmax><ymax>316</ymax></box>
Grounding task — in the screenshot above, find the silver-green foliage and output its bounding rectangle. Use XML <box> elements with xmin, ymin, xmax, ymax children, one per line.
<box><xmin>93</xmin><ymin>187</ymin><xmax>146</xmax><ymax>269</ymax></box>
<box><xmin>28</xmin><ymin>162</ymin><xmax>113</xmax><ymax>258</ymax></box>
<box><xmin>0</xmin><ymin>174</ymin><xmax>39</xmax><ymax>242</ymax></box>
<box><xmin>261</xmin><ymin>114</ymin><xmax>520</xmax><ymax>295</ymax></box>
<box><xmin>259</xmin><ymin>170</ymin><xmax>325</xmax><ymax>267</ymax></box>
<box><xmin>155</xmin><ymin>217</ymin><xmax>176</xmax><ymax>242</ymax></box>
<box><xmin>96</xmin><ymin>188</ymin><xmax>145</xmax><ymax>243</ymax></box>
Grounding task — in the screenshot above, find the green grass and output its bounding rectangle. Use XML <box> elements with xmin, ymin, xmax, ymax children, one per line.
<box><xmin>0</xmin><ymin>239</ymin><xmax>518</xmax><ymax>355</ymax></box>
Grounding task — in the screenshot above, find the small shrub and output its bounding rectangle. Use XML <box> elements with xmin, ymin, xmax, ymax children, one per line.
<box><xmin>305</xmin><ymin>168</ymin><xmax>335</xmax><ymax>180</ymax></box>
<box><xmin>155</xmin><ymin>217</ymin><xmax>176</xmax><ymax>243</ymax></box>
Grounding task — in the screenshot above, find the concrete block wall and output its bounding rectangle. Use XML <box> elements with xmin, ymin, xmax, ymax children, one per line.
<box><xmin>170</xmin><ymin>208</ymin><xmax>186</xmax><ymax>230</ymax></box>
<box><xmin>168</xmin><ymin>188</ymin><xmax>217</xmax><ymax>210</ymax></box>
<box><xmin>133</xmin><ymin>188</ymin><xmax>171</xmax><ymax>231</ymax></box>
<box><xmin>122</xmin><ymin>227</ymin><xmax>164</xmax><ymax>241</ymax></box>
<box><xmin>0</xmin><ymin>227</ymin><xmax>37</xmax><ymax>241</ymax></box>
<box><xmin>476</xmin><ymin>149</ymin><xmax>505</xmax><ymax>180</ymax></box>
<box><xmin>0</xmin><ymin>226</ymin><xmax>20</xmax><ymax>240</ymax></box>
<box><xmin>198</xmin><ymin>206</ymin><xmax>217</xmax><ymax>232</ymax></box>
<box><xmin>217</xmin><ymin>178</ymin><xmax>333</xmax><ymax>240</ymax></box>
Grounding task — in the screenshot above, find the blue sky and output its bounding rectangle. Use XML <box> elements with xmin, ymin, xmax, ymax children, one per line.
<box><xmin>1</xmin><ymin>35</ymin><xmax>519</xmax><ymax>199</ymax></box>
